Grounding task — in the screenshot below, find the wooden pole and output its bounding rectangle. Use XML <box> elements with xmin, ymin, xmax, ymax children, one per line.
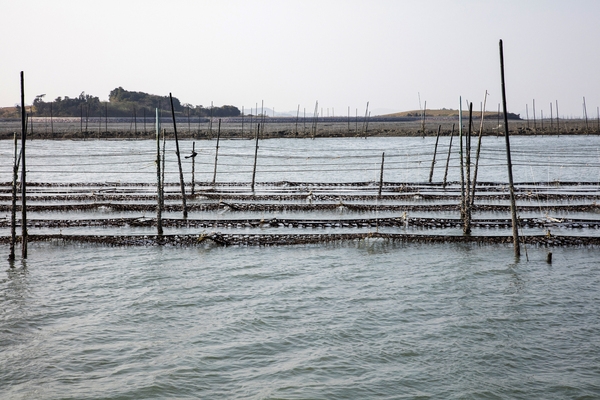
<box><xmin>499</xmin><ymin>39</ymin><xmax>520</xmax><ymax>257</ymax></box>
<box><xmin>443</xmin><ymin>124</ymin><xmax>454</xmax><ymax>188</ymax></box>
<box><xmin>459</xmin><ymin>97</ymin><xmax>465</xmax><ymax>224</ymax></box>
<box><xmin>471</xmin><ymin>91</ymin><xmax>487</xmax><ymax>207</ymax></box>
<box><xmin>583</xmin><ymin>97</ymin><xmax>589</xmax><ymax>131</ymax></box>
<box><xmin>20</xmin><ymin>71</ymin><xmax>28</xmax><ymax>259</ymax></box>
<box><xmin>212</xmin><ymin>119</ymin><xmax>221</xmax><ymax>184</ymax></box>
<box><xmin>532</xmin><ymin>99</ymin><xmax>536</xmax><ymax>131</ymax></box>
<box><xmin>428</xmin><ymin>125</ymin><xmax>441</xmax><ymax>183</ymax></box>
<box><xmin>251</xmin><ymin>123</ymin><xmax>260</xmax><ymax>191</ymax></box>
<box><xmin>134</xmin><ymin>106</ymin><xmax>137</xmax><ymax>135</ymax></box>
<box><xmin>378</xmin><ymin>152</ymin><xmax>385</xmax><ymax>198</ymax></box>
<box><xmin>161</xmin><ymin>128</ymin><xmax>166</xmax><ymax>209</ymax></box>
<box><xmin>169</xmin><ymin>93</ymin><xmax>188</xmax><ymax>219</ymax></box>
<box><xmin>9</xmin><ymin>132</ymin><xmax>19</xmax><ymax>261</ymax></box>
<box><xmin>464</xmin><ymin>103</ymin><xmax>473</xmax><ymax>235</ymax></box>
<box><xmin>241</xmin><ymin>106</ymin><xmax>244</xmax><ymax>139</ymax></box>
<box><xmin>550</xmin><ymin>102</ymin><xmax>553</xmax><ymax>130</ymax></box>
<box><xmin>156</xmin><ymin>108</ymin><xmax>163</xmax><ymax>237</ymax></box>
<box><xmin>104</xmin><ymin>102</ymin><xmax>108</xmax><ymax>132</ymax></box>
<box><xmin>191</xmin><ymin>142</ymin><xmax>196</xmax><ymax>195</ymax></box>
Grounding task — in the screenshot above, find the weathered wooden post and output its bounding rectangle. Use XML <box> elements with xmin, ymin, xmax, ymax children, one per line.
<box><xmin>378</xmin><ymin>152</ymin><xmax>385</xmax><ymax>198</ymax></box>
<box><xmin>459</xmin><ymin>98</ymin><xmax>466</xmax><ymax>225</ymax></box>
<box><xmin>443</xmin><ymin>124</ymin><xmax>454</xmax><ymax>188</ymax></box>
<box><xmin>170</xmin><ymin>93</ymin><xmax>188</xmax><ymax>219</ymax></box>
<box><xmin>471</xmin><ymin>91</ymin><xmax>488</xmax><ymax>207</ymax></box>
<box><xmin>20</xmin><ymin>71</ymin><xmax>28</xmax><ymax>259</ymax></box>
<box><xmin>464</xmin><ymin>103</ymin><xmax>473</xmax><ymax>235</ymax></box>
<box><xmin>9</xmin><ymin>132</ymin><xmax>19</xmax><ymax>262</ymax></box>
<box><xmin>499</xmin><ymin>39</ymin><xmax>520</xmax><ymax>257</ymax></box>
<box><xmin>251</xmin><ymin>123</ymin><xmax>260</xmax><ymax>192</ymax></box>
<box><xmin>555</xmin><ymin>100</ymin><xmax>560</xmax><ymax>135</ymax></box>
<box><xmin>428</xmin><ymin>125</ymin><xmax>441</xmax><ymax>183</ymax></box>
<box><xmin>155</xmin><ymin>108</ymin><xmax>163</xmax><ymax>237</ymax></box>
<box><xmin>191</xmin><ymin>142</ymin><xmax>197</xmax><ymax>195</ymax></box>
<box><xmin>212</xmin><ymin>119</ymin><xmax>221</xmax><ymax>184</ymax></box>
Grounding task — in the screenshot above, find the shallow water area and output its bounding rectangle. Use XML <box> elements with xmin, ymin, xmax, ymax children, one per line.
<box><xmin>1</xmin><ymin>242</ymin><xmax>600</xmax><ymax>399</ymax></box>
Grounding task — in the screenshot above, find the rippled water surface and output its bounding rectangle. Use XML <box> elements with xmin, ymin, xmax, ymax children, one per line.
<box><xmin>2</xmin><ymin>242</ymin><xmax>599</xmax><ymax>399</ymax></box>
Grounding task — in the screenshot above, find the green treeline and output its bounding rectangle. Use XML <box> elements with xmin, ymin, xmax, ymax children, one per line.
<box><xmin>31</xmin><ymin>87</ymin><xmax>241</xmax><ymax>118</ymax></box>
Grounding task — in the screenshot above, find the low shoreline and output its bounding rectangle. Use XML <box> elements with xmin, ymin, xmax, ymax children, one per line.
<box><xmin>1</xmin><ymin>118</ymin><xmax>597</xmax><ymax>139</ymax></box>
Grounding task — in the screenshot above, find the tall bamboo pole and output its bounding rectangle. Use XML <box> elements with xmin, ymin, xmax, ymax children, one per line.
<box><xmin>9</xmin><ymin>132</ymin><xmax>19</xmax><ymax>261</ymax></box>
<box><xmin>170</xmin><ymin>93</ymin><xmax>188</xmax><ymax>219</ymax></box>
<box><xmin>459</xmin><ymin>97</ymin><xmax>465</xmax><ymax>225</ymax></box>
<box><xmin>212</xmin><ymin>119</ymin><xmax>221</xmax><ymax>184</ymax></box>
<box><xmin>583</xmin><ymin>97</ymin><xmax>589</xmax><ymax>131</ymax></box>
<box><xmin>443</xmin><ymin>124</ymin><xmax>454</xmax><ymax>188</ymax></box>
<box><xmin>191</xmin><ymin>142</ymin><xmax>196</xmax><ymax>195</ymax></box>
<box><xmin>499</xmin><ymin>39</ymin><xmax>520</xmax><ymax>257</ymax></box>
<box><xmin>555</xmin><ymin>100</ymin><xmax>560</xmax><ymax>135</ymax></box>
<box><xmin>20</xmin><ymin>72</ymin><xmax>28</xmax><ymax>259</ymax></box>
<box><xmin>251</xmin><ymin>123</ymin><xmax>260</xmax><ymax>191</ymax></box>
<box><xmin>532</xmin><ymin>99</ymin><xmax>537</xmax><ymax>131</ymax></box>
<box><xmin>471</xmin><ymin>91</ymin><xmax>488</xmax><ymax>207</ymax></box>
<box><xmin>464</xmin><ymin>103</ymin><xmax>473</xmax><ymax>235</ymax></box>
<box><xmin>378</xmin><ymin>152</ymin><xmax>385</xmax><ymax>198</ymax></box>
<box><xmin>156</xmin><ymin>108</ymin><xmax>163</xmax><ymax>237</ymax></box>
<box><xmin>428</xmin><ymin>125</ymin><xmax>441</xmax><ymax>183</ymax></box>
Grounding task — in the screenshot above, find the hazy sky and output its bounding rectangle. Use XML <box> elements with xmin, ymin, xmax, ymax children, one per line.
<box><xmin>2</xmin><ymin>0</ymin><xmax>599</xmax><ymax>117</ymax></box>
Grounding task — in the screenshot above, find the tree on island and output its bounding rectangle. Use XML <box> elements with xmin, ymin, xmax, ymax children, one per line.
<box><xmin>29</xmin><ymin>87</ymin><xmax>241</xmax><ymax>118</ymax></box>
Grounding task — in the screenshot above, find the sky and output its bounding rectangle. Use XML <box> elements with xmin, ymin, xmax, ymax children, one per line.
<box><xmin>2</xmin><ymin>0</ymin><xmax>600</xmax><ymax>118</ymax></box>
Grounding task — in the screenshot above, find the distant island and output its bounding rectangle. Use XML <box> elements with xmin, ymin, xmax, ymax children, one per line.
<box><xmin>0</xmin><ymin>87</ymin><xmax>241</xmax><ymax>119</ymax></box>
<box><xmin>382</xmin><ymin>108</ymin><xmax>521</xmax><ymax>120</ymax></box>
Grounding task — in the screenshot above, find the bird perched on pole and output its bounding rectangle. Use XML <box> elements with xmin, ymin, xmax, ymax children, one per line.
<box><xmin>185</xmin><ymin>150</ymin><xmax>198</xmax><ymax>159</ymax></box>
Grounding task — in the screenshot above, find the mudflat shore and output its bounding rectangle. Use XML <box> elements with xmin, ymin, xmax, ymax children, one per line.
<box><xmin>0</xmin><ymin>117</ymin><xmax>596</xmax><ymax>139</ymax></box>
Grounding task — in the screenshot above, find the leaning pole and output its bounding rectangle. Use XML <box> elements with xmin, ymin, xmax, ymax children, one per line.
<box><xmin>499</xmin><ymin>39</ymin><xmax>520</xmax><ymax>257</ymax></box>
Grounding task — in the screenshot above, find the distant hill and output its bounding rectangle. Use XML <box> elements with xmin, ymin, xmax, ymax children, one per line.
<box><xmin>382</xmin><ymin>109</ymin><xmax>521</xmax><ymax>120</ymax></box>
<box><xmin>0</xmin><ymin>88</ymin><xmax>241</xmax><ymax>119</ymax></box>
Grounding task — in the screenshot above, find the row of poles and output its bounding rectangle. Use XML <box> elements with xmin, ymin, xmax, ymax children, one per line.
<box><xmin>154</xmin><ymin>95</ymin><xmax>266</xmax><ymax>238</ymax></box>
<box><xmin>10</xmin><ymin>40</ymin><xmax>520</xmax><ymax>259</ymax></box>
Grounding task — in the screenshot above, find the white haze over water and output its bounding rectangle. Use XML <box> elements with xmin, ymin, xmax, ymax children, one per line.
<box><xmin>2</xmin><ymin>0</ymin><xmax>600</xmax><ymax>117</ymax></box>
